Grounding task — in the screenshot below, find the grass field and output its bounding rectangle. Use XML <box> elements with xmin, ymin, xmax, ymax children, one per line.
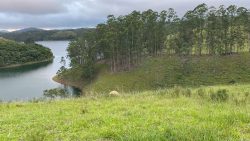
<box><xmin>0</xmin><ymin>85</ymin><xmax>250</xmax><ymax>140</ymax></box>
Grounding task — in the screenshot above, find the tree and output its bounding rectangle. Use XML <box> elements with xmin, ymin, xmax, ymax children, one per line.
<box><xmin>206</xmin><ymin>6</ymin><xmax>219</xmax><ymax>55</ymax></box>
<box><xmin>67</xmin><ymin>32</ymin><xmax>96</xmax><ymax>80</ymax></box>
<box><xmin>66</xmin><ymin>4</ymin><xmax>250</xmax><ymax>76</ymax></box>
<box><xmin>193</xmin><ymin>3</ymin><xmax>208</xmax><ymax>55</ymax></box>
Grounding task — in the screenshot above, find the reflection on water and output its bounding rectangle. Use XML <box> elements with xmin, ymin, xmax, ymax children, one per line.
<box><xmin>0</xmin><ymin>41</ymin><xmax>80</xmax><ymax>101</ymax></box>
<box><xmin>0</xmin><ymin>60</ymin><xmax>53</xmax><ymax>78</ymax></box>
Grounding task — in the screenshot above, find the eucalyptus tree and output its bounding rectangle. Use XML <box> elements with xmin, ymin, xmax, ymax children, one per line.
<box><xmin>180</xmin><ymin>10</ymin><xmax>196</xmax><ymax>55</ymax></box>
<box><xmin>193</xmin><ymin>3</ymin><xmax>208</xmax><ymax>55</ymax></box>
<box><xmin>235</xmin><ymin>7</ymin><xmax>249</xmax><ymax>52</ymax></box>
<box><xmin>165</xmin><ymin>8</ymin><xmax>179</xmax><ymax>54</ymax></box>
<box><xmin>141</xmin><ymin>9</ymin><xmax>159</xmax><ymax>56</ymax></box>
<box><xmin>226</xmin><ymin>5</ymin><xmax>238</xmax><ymax>53</ymax></box>
<box><xmin>66</xmin><ymin>4</ymin><xmax>250</xmax><ymax>75</ymax></box>
<box><xmin>67</xmin><ymin>31</ymin><xmax>97</xmax><ymax>79</ymax></box>
<box><xmin>216</xmin><ymin>5</ymin><xmax>229</xmax><ymax>54</ymax></box>
<box><xmin>248</xmin><ymin>10</ymin><xmax>250</xmax><ymax>50</ymax></box>
<box><xmin>206</xmin><ymin>6</ymin><xmax>219</xmax><ymax>54</ymax></box>
<box><xmin>157</xmin><ymin>10</ymin><xmax>167</xmax><ymax>54</ymax></box>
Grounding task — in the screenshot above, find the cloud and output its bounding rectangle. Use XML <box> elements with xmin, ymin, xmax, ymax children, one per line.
<box><xmin>0</xmin><ymin>0</ymin><xmax>249</xmax><ymax>30</ymax></box>
<box><xmin>0</xmin><ymin>0</ymin><xmax>66</xmax><ymax>15</ymax></box>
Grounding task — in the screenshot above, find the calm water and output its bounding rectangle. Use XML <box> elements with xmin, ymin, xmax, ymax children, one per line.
<box><xmin>0</xmin><ymin>41</ymin><xmax>80</xmax><ymax>101</ymax></box>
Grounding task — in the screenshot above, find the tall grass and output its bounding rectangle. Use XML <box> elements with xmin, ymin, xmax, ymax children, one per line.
<box><xmin>0</xmin><ymin>85</ymin><xmax>249</xmax><ymax>140</ymax></box>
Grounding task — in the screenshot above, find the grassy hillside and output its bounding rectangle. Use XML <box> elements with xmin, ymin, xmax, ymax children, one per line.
<box><xmin>83</xmin><ymin>53</ymin><xmax>250</xmax><ymax>94</ymax></box>
<box><xmin>0</xmin><ymin>85</ymin><xmax>249</xmax><ymax>140</ymax></box>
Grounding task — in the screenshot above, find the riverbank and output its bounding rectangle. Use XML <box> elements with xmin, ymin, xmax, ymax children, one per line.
<box><xmin>53</xmin><ymin>75</ymin><xmax>83</xmax><ymax>90</ymax></box>
<box><xmin>0</xmin><ymin>58</ymin><xmax>54</xmax><ymax>69</ymax></box>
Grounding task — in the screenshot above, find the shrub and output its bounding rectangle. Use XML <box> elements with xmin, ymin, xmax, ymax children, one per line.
<box><xmin>183</xmin><ymin>88</ymin><xmax>192</xmax><ymax>97</ymax></box>
<box><xmin>197</xmin><ymin>88</ymin><xmax>206</xmax><ymax>98</ymax></box>
<box><xmin>244</xmin><ymin>92</ymin><xmax>249</xmax><ymax>98</ymax></box>
<box><xmin>171</xmin><ymin>86</ymin><xmax>182</xmax><ymax>98</ymax></box>
<box><xmin>43</xmin><ymin>88</ymin><xmax>69</xmax><ymax>98</ymax></box>
<box><xmin>210</xmin><ymin>89</ymin><xmax>229</xmax><ymax>102</ymax></box>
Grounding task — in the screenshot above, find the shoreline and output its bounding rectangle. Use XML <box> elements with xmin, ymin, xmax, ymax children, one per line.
<box><xmin>0</xmin><ymin>58</ymin><xmax>54</xmax><ymax>69</ymax></box>
<box><xmin>52</xmin><ymin>75</ymin><xmax>83</xmax><ymax>90</ymax></box>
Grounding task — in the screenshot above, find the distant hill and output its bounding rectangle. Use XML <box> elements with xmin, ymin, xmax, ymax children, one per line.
<box><xmin>0</xmin><ymin>28</ymin><xmax>95</xmax><ymax>42</ymax></box>
<box><xmin>0</xmin><ymin>30</ymin><xmax>9</xmax><ymax>33</ymax></box>
<box><xmin>14</xmin><ymin>27</ymin><xmax>44</xmax><ymax>33</ymax></box>
<box><xmin>0</xmin><ymin>30</ymin><xmax>9</xmax><ymax>36</ymax></box>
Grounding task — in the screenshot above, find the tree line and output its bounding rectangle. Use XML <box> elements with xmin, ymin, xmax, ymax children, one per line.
<box><xmin>67</xmin><ymin>4</ymin><xmax>250</xmax><ymax>76</ymax></box>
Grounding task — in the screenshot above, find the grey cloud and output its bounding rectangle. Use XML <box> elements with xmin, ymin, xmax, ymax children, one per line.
<box><xmin>0</xmin><ymin>0</ymin><xmax>66</xmax><ymax>15</ymax></box>
<box><xmin>0</xmin><ymin>0</ymin><xmax>250</xmax><ymax>30</ymax></box>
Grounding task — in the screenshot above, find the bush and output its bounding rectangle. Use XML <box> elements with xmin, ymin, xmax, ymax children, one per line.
<box><xmin>244</xmin><ymin>92</ymin><xmax>249</xmax><ymax>98</ymax></box>
<box><xmin>43</xmin><ymin>88</ymin><xmax>69</xmax><ymax>98</ymax></box>
<box><xmin>171</xmin><ymin>86</ymin><xmax>182</xmax><ymax>98</ymax></box>
<box><xmin>210</xmin><ymin>89</ymin><xmax>229</xmax><ymax>102</ymax></box>
<box><xmin>183</xmin><ymin>88</ymin><xmax>192</xmax><ymax>97</ymax></box>
<box><xmin>197</xmin><ymin>88</ymin><xmax>206</xmax><ymax>98</ymax></box>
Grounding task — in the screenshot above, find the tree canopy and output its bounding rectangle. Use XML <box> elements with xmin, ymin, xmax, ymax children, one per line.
<box><xmin>67</xmin><ymin>4</ymin><xmax>250</xmax><ymax>75</ymax></box>
<box><xmin>0</xmin><ymin>38</ymin><xmax>53</xmax><ymax>67</ymax></box>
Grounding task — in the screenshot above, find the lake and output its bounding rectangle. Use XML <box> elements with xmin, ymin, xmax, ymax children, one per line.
<box><xmin>0</xmin><ymin>41</ymin><xmax>80</xmax><ymax>101</ymax></box>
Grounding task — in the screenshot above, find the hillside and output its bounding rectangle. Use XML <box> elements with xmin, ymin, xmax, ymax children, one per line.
<box><xmin>1</xmin><ymin>85</ymin><xmax>249</xmax><ymax>140</ymax></box>
<box><xmin>0</xmin><ymin>28</ymin><xmax>95</xmax><ymax>42</ymax></box>
<box><xmin>0</xmin><ymin>38</ymin><xmax>53</xmax><ymax>68</ymax></box>
<box><xmin>14</xmin><ymin>27</ymin><xmax>44</xmax><ymax>33</ymax></box>
<box><xmin>55</xmin><ymin>53</ymin><xmax>250</xmax><ymax>94</ymax></box>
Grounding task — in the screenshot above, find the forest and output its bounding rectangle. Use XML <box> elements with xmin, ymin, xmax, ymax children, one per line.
<box><xmin>0</xmin><ymin>38</ymin><xmax>53</xmax><ymax>67</ymax></box>
<box><xmin>67</xmin><ymin>4</ymin><xmax>250</xmax><ymax>77</ymax></box>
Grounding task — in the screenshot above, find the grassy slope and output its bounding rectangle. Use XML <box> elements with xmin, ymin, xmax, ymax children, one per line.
<box><xmin>84</xmin><ymin>53</ymin><xmax>250</xmax><ymax>94</ymax></box>
<box><xmin>0</xmin><ymin>85</ymin><xmax>250</xmax><ymax>140</ymax></box>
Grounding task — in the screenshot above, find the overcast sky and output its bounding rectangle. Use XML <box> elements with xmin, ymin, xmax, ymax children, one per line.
<box><xmin>0</xmin><ymin>0</ymin><xmax>249</xmax><ymax>31</ymax></box>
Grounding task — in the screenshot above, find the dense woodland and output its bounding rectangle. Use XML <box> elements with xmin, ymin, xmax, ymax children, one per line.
<box><xmin>0</xmin><ymin>28</ymin><xmax>94</xmax><ymax>42</ymax></box>
<box><xmin>0</xmin><ymin>38</ymin><xmax>53</xmax><ymax>67</ymax></box>
<box><xmin>67</xmin><ymin>4</ymin><xmax>250</xmax><ymax>77</ymax></box>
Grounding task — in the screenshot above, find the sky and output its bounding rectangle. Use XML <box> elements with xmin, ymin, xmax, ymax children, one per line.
<box><xmin>0</xmin><ymin>0</ymin><xmax>249</xmax><ymax>31</ymax></box>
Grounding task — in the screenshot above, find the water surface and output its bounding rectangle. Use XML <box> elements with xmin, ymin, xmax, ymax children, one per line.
<box><xmin>0</xmin><ymin>41</ymin><xmax>80</xmax><ymax>101</ymax></box>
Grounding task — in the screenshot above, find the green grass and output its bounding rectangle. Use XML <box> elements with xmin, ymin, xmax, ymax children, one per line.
<box><xmin>0</xmin><ymin>85</ymin><xmax>250</xmax><ymax>140</ymax></box>
<box><xmin>84</xmin><ymin>53</ymin><xmax>250</xmax><ymax>94</ymax></box>
<box><xmin>84</xmin><ymin>53</ymin><xmax>250</xmax><ymax>93</ymax></box>
<box><xmin>56</xmin><ymin>53</ymin><xmax>250</xmax><ymax>95</ymax></box>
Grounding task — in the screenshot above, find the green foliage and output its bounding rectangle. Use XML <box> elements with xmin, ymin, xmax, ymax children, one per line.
<box><xmin>210</xmin><ymin>89</ymin><xmax>229</xmax><ymax>102</ymax></box>
<box><xmin>67</xmin><ymin>32</ymin><xmax>97</xmax><ymax>80</ymax></box>
<box><xmin>197</xmin><ymin>88</ymin><xmax>206</xmax><ymax>98</ymax></box>
<box><xmin>43</xmin><ymin>88</ymin><xmax>69</xmax><ymax>98</ymax></box>
<box><xmin>66</xmin><ymin>4</ymin><xmax>249</xmax><ymax>85</ymax></box>
<box><xmin>0</xmin><ymin>38</ymin><xmax>53</xmax><ymax>67</ymax></box>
